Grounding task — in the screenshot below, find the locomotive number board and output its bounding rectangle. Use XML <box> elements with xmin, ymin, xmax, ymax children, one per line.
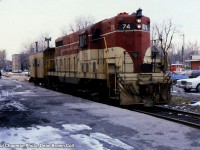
<box><xmin>118</xmin><ymin>23</ymin><xmax>134</xmax><ymax>30</ymax></box>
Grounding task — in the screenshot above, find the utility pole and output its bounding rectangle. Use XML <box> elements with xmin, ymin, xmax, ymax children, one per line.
<box><xmin>181</xmin><ymin>34</ymin><xmax>185</xmax><ymax>64</ymax></box>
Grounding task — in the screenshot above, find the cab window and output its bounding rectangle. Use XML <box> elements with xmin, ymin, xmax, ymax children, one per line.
<box><xmin>79</xmin><ymin>33</ymin><xmax>88</xmax><ymax>48</ymax></box>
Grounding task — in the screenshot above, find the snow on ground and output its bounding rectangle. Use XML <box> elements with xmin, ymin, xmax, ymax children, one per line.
<box><xmin>90</xmin><ymin>133</ymin><xmax>133</xmax><ymax>150</ymax></box>
<box><xmin>62</xmin><ymin>124</ymin><xmax>92</xmax><ymax>132</ymax></box>
<box><xmin>0</xmin><ymin>87</ymin><xmax>133</xmax><ymax>150</ymax></box>
<box><xmin>0</xmin><ymin>124</ymin><xmax>134</xmax><ymax>150</ymax></box>
<box><xmin>1</xmin><ymin>90</ymin><xmax>10</xmax><ymax>97</ymax></box>
<box><xmin>0</xmin><ymin>126</ymin><xmax>65</xmax><ymax>150</ymax></box>
<box><xmin>0</xmin><ymin>100</ymin><xmax>28</xmax><ymax>111</ymax></box>
<box><xmin>0</xmin><ymin>81</ymin><xmax>133</xmax><ymax>150</ymax></box>
<box><xmin>0</xmin><ymin>82</ymin><xmax>41</xmax><ymax>111</ymax></box>
<box><xmin>2</xmin><ymin>73</ymin><xmax>30</xmax><ymax>82</ymax></box>
<box><xmin>11</xmin><ymin>90</ymin><xmax>37</xmax><ymax>97</ymax></box>
<box><xmin>189</xmin><ymin>101</ymin><xmax>200</xmax><ymax>106</ymax></box>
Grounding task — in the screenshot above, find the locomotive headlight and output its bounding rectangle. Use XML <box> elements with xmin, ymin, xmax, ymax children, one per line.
<box><xmin>136</xmin><ymin>19</ymin><xmax>141</xmax><ymax>23</ymax></box>
<box><xmin>137</xmin><ymin>24</ymin><xmax>141</xmax><ymax>29</ymax></box>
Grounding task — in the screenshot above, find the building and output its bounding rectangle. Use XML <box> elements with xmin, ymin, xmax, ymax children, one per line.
<box><xmin>12</xmin><ymin>54</ymin><xmax>21</xmax><ymax>72</ymax></box>
<box><xmin>12</xmin><ymin>54</ymin><xmax>28</xmax><ymax>72</ymax></box>
<box><xmin>185</xmin><ymin>55</ymin><xmax>200</xmax><ymax>70</ymax></box>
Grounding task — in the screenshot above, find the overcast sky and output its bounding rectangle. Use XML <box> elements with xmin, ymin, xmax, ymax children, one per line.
<box><xmin>0</xmin><ymin>0</ymin><xmax>200</xmax><ymax>60</ymax></box>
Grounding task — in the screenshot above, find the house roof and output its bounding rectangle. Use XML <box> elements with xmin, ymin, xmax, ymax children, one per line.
<box><xmin>185</xmin><ymin>59</ymin><xmax>200</xmax><ymax>62</ymax></box>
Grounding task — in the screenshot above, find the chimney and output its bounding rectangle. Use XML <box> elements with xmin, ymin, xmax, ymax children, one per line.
<box><xmin>35</xmin><ymin>41</ymin><xmax>38</xmax><ymax>52</ymax></box>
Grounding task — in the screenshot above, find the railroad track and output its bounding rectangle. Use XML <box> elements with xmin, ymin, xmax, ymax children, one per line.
<box><xmin>131</xmin><ymin>105</ymin><xmax>200</xmax><ymax>129</ymax></box>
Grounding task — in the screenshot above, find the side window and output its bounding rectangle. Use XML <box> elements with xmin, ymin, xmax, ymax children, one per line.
<box><xmin>40</xmin><ymin>59</ymin><xmax>43</xmax><ymax>66</ymax></box>
<box><xmin>56</xmin><ymin>60</ymin><xmax>58</xmax><ymax>69</ymax></box>
<box><xmin>82</xmin><ymin>63</ymin><xmax>84</xmax><ymax>72</ymax></box>
<box><xmin>92</xmin><ymin>28</ymin><xmax>100</xmax><ymax>43</ymax></box>
<box><xmin>60</xmin><ymin>59</ymin><xmax>63</xmax><ymax>66</ymax></box>
<box><xmin>86</xmin><ymin>63</ymin><xmax>89</xmax><ymax>72</ymax></box>
<box><xmin>56</xmin><ymin>40</ymin><xmax>63</xmax><ymax>47</ymax></box>
<box><xmin>93</xmin><ymin>62</ymin><xmax>96</xmax><ymax>72</ymax></box>
<box><xmin>79</xmin><ymin>33</ymin><xmax>88</xmax><ymax>48</ymax></box>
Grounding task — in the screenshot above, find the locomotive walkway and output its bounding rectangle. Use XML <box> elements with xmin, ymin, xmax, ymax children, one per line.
<box><xmin>0</xmin><ymin>76</ymin><xmax>199</xmax><ymax>150</ymax></box>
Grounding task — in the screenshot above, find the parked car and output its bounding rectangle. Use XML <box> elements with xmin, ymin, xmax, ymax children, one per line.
<box><xmin>191</xmin><ymin>70</ymin><xmax>200</xmax><ymax>78</ymax></box>
<box><xmin>12</xmin><ymin>70</ymin><xmax>22</xmax><ymax>73</ymax></box>
<box><xmin>179</xmin><ymin>70</ymin><xmax>192</xmax><ymax>77</ymax></box>
<box><xmin>169</xmin><ymin>71</ymin><xmax>189</xmax><ymax>84</ymax></box>
<box><xmin>176</xmin><ymin>76</ymin><xmax>200</xmax><ymax>92</ymax></box>
<box><xmin>180</xmin><ymin>70</ymin><xmax>200</xmax><ymax>78</ymax></box>
<box><xmin>22</xmin><ymin>70</ymin><xmax>29</xmax><ymax>76</ymax></box>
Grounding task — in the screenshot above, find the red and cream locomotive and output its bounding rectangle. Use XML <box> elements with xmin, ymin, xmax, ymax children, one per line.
<box><xmin>29</xmin><ymin>9</ymin><xmax>171</xmax><ymax>107</ymax></box>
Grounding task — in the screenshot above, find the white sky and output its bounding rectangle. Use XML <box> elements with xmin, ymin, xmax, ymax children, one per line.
<box><xmin>0</xmin><ymin>0</ymin><xmax>200</xmax><ymax>60</ymax></box>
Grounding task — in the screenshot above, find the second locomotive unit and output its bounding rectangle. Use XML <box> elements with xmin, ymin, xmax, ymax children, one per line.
<box><xmin>29</xmin><ymin>9</ymin><xmax>171</xmax><ymax>107</ymax></box>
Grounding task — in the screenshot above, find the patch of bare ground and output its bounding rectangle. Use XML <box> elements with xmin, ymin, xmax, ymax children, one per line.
<box><xmin>169</xmin><ymin>95</ymin><xmax>200</xmax><ymax>113</ymax></box>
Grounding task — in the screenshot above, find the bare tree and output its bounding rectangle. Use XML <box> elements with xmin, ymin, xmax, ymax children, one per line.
<box><xmin>20</xmin><ymin>32</ymin><xmax>51</xmax><ymax>54</ymax></box>
<box><xmin>166</xmin><ymin>41</ymin><xmax>200</xmax><ymax>68</ymax></box>
<box><xmin>184</xmin><ymin>41</ymin><xmax>200</xmax><ymax>59</ymax></box>
<box><xmin>19</xmin><ymin>32</ymin><xmax>52</xmax><ymax>71</ymax></box>
<box><xmin>37</xmin><ymin>32</ymin><xmax>51</xmax><ymax>50</ymax></box>
<box><xmin>19</xmin><ymin>42</ymin><xmax>34</xmax><ymax>71</ymax></box>
<box><xmin>60</xmin><ymin>25</ymin><xmax>68</xmax><ymax>36</ymax></box>
<box><xmin>69</xmin><ymin>15</ymin><xmax>95</xmax><ymax>33</ymax></box>
<box><xmin>152</xmin><ymin>19</ymin><xmax>177</xmax><ymax>72</ymax></box>
<box><xmin>20</xmin><ymin>53</ymin><xmax>29</xmax><ymax>71</ymax></box>
<box><xmin>20</xmin><ymin>41</ymin><xmax>35</xmax><ymax>55</ymax></box>
<box><xmin>167</xmin><ymin>44</ymin><xmax>183</xmax><ymax>64</ymax></box>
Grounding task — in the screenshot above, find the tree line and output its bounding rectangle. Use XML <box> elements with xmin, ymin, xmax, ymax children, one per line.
<box><xmin>152</xmin><ymin>19</ymin><xmax>200</xmax><ymax>71</ymax></box>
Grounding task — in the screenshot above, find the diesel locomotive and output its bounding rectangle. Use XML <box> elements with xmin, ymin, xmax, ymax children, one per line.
<box><xmin>29</xmin><ymin>9</ymin><xmax>171</xmax><ymax>107</ymax></box>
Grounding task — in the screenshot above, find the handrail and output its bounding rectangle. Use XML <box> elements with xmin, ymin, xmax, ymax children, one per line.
<box><xmin>103</xmin><ymin>37</ymin><xmax>110</xmax><ymax>88</ymax></box>
<box><xmin>117</xmin><ymin>74</ymin><xmax>140</xmax><ymax>96</ymax></box>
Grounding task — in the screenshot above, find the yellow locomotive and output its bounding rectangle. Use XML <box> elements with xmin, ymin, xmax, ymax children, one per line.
<box><xmin>29</xmin><ymin>9</ymin><xmax>171</xmax><ymax>107</ymax></box>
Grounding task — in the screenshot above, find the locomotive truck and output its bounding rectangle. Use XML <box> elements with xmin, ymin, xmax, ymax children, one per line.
<box><xmin>29</xmin><ymin>9</ymin><xmax>171</xmax><ymax>107</ymax></box>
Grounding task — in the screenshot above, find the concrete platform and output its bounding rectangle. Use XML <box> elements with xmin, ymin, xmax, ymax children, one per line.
<box><xmin>0</xmin><ymin>78</ymin><xmax>199</xmax><ymax>150</ymax></box>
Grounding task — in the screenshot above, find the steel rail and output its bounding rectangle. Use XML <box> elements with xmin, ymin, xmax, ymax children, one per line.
<box><xmin>155</xmin><ymin>105</ymin><xmax>200</xmax><ymax>118</ymax></box>
<box><xmin>131</xmin><ymin>107</ymin><xmax>200</xmax><ymax>130</ymax></box>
